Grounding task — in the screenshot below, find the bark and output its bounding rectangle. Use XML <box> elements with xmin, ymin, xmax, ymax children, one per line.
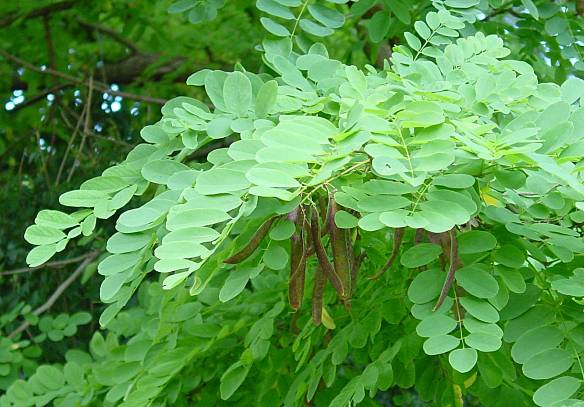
<box><xmin>0</xmin><ymin>1</ymin><xmax>75</xmax><ymax>28</ymax></box>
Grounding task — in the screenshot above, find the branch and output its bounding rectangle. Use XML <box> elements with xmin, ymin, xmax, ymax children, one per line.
<box><xmin>8</xmin><ymin>252</ymin><xmax>99</xmax><ymax>339</ymax></box>
<box><xmin>42</xmin><ymin>15</ymin><xmax>57</xmax><ymax>71</ymax></box>
<box><xmin>9</xmin><ymin>83</ymin><xmax>71</xmax><ymax>112</ymax></box>
<box><xmin>77</xmin><ymin>18</ymin><xmax>140</xmax><ymax>54</ymax></box>
<box><xmin>0</xmin><ymin>251</ymin><xmax>99</xmax><ymax>276</ymax></box>
<box><xmin>578</xmin><ymin>0</ymin><xmax>584</xmax><ymax>16</ymax></box>
<box><xmin>55</xmin><ymin>103</ymin><xmax>87</xmax><ymax>186</ymax></box>
<box><xmin>67</xmin><ymin>75</ymin><xmax>94</xmax><ymax>183</ymax></box>
<box><xmin>59</xmin><ymin>104</ymin><xmax>132</xmax><ymax>148</ymax></box>
<box><xmin>0</xmin><ymin>1</ymin><xmax>75</xmax><ymax>28</ymax></box>
<box><xmin>0</xmin><ymin>49</ymin><xmax>167</xmax><ymax>105</ymax></box>
<box><xmin>481</xmin><ymin>1</ymin><xmax>515</xmax><ymax>21</ymax></box>
<box><xmin>187</xmin><ymin>139</ymin><xmax>234</xmax><ymax>161</ymax></box>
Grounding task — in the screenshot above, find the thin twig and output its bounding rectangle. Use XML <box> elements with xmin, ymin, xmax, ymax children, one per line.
<box><xmin>67</xmin><ymin>74</ymin><xmax>93</xmax><ymax>182</ymax></box>
<box><xmin>42</xmin><ymin>15</ymin><xmax>56</xmax><ymax>71</ymax></box>
<box><xmin>8</xmin><ymin>252</ymin><xmax>99</xmax><ymax>338</ymax></box>
<box><xmin>0</xmin><ymin>252</ymin><xmax>99</xmax><ymax>276</ymax></box>
<box><xmin>9</xmin><ymin>83</ymin><xmax>71</xmax><ymax>112</ymax></box>
<box><xmin>0</xmin><ymin>1</ymin><xmax>74</xmax><ymax>28</ymax></box>
<box><xmin>17</xmin><ymin>150</ymin><xmax>25</xmax><ymax>193</ymax></box>
<box><xmin>0</xmin><ymin>49</ymin><xmax>167</xmax><ymax>104</ymax></box>
<box><xmin>55</xmin><ymin>103</ymin><xmax>86</xmax><ymax>186</ymax></box>
<box><xmin>34</xmin><ymin>129</ymin><xmax>52</xmax><ymax>194</ymax></box>
<box><xmin>60</xmin><ymin>105</ymin><xmax>132</xmax><ymax>148</ymax></box>
<box><xmin>481</xmin><ymin>0</ymin><xmax>515</xmax><ymax>21</ymax></box>
<box><xmin>77</xmin><ymin>19</ymin><xmax>140</xmax><ymax>54</ymax></box>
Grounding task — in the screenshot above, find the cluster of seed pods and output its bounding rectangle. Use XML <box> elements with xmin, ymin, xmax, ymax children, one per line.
<box><xmin>225</xmin><ymin>192</ymin><xmax>463</xmax><ymax>325</ymax></box>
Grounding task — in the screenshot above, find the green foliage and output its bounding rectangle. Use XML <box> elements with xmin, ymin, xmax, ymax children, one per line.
<box><xmin>3</xmin><ymin>0</ymin><xmax>584</xmax><ymax>406</ymax></box>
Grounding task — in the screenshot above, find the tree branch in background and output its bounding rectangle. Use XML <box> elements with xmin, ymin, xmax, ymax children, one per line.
<box><xmin>7</xmin><ymin>252</ymin><xmax>99</xmax><ymax>339</ymax></box>
<box><xmin>187</xmin><ymin>139</ymin><xmax>235</xmax><ymax>161</ymax></box>
<box><xmin>577</xmin><ymin>0</ymin><xmax>584</xmax><ymax>15</ymax></box>
<box><xmin>0</xmin><ymin>1</ymin><xmax>75</xmax><ymax>28</ymax></box>
<box><xmin>0</xmin><ymin>49</ymin><xmax>168</xmax><ymax>105</ymax></box>
<box><xmin>67</xmin><ymin>75</ymin><xmax>94</xmax><ymax>183</ymax></box>
<box><xmin>42</xmin><ymin>15</ymin><xmax>56</xmax><ymax>71</ymax></box>
<box><xmin>55</xmin><ymin>103</ymin><xmax>87</xmax><ymax>186</ymax></box>
<box><xmin>481</xmin><ymin>0</ymin><xmax>515</xmax><ymax>21</ymax></box>
<box><xmin>77</xmin><ymin>18</ymin><xmax>141</xmax><ymax>54</ymax></box>
<box><xmin>0</xmin><ymin>251</ymin><xmax>99</xmax><ymax>276</ymax></box>
<box><xmin>9</xmin><ymin>83</ymin><xmax>71</xmax><ymax>112</ymax></box>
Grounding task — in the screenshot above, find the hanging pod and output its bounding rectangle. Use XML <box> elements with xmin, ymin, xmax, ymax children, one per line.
<box><xmin>309</xmin><ymin>204</ymin><xmax>344</xmax><ymax>298</ymax></box>
<box><xmin>434</xmin><ymin>228</ymin><xmax>462</xmax><ymax>311</ymax></box>
<box><xmin>369</xmin><ymin>227</ymin><xmax>405</xmax><ymax>280</ymax></box>
<box><xmin>224</xmin><ymin>216</ymin><xmax>277</xmax><ymax>264</ymax></box>
<box><xmin>288</xmin><ymin>207</ymin><xmax>307</xmax><ymax>310</ymax></box>
<box><xmin>327</xmin><ymin>195</ymin><xmax>352</xmax><ymax>304</ymax></box>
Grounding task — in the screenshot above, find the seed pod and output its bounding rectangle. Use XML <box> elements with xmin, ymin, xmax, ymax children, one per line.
<box><xmin>369</xmin><ymin>227</ymin><xmax>404</xmax><ymax>280</ymax></box>
<box><xmin>318</xmin><ymin>193</ymin><xmax>329</xmax><ymax>237</ymax></box>
<box><xmin>224</xmin><ymin>216</ymin><xmax>277</xmax><ymax>264</ymax></box>
<box><xmin>309</xmin><ymin>206</ymin><xmax>344</xmax><ymax>297</ymax></box>
<box><xmin>427</xmin><ymin>231</ymin><xmax>449</xmax><ymax>269</ymax></box>
<box><xmin>434</xmin><ymin>229</ymin><xmax>461</xmax><ymax>311</ymax></box>
<box><xmin>287</xmin><ymin>207</ymin><xmax>299</xmax><ymax>223</ymax></box>
<box><xmin>289</xmin><ymin>240</ymin><xmax>306</xmax><ymax>310</ymax></box>
<box><xmin>288</xmin><ymin>209</ymin><xmax>306</xmax><ymax>310</ymax></box>
<box><xmin>301</xmin><ymin>206</ymin><xmax>316</xmax><ymax>257</ymax></box>
<box><xmin>312</xmin><ymin>265</ymin><xmax>326</xmax><ymax>325</ymax></box>
<box><xmin>349</xmin><ymin>232</ymin><xmax>362</xmax><ymax>292</ymax></box>
<box><xmin>328</xmin><ymin>196</ymin><xmax>351</xmax><ymax>303</ymax></box>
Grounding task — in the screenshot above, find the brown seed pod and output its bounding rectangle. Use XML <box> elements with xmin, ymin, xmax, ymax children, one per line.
<box><xmin>427</xmin><ymin>231</ymin><xmax>450</xmax><ymax>269</ymax></box>
<box><xmin>288</xmin><ymin>209</ymin><xmax>306</xmax><ymax>310</ymax></box>
<box><xmin>318</xmin><ymin>193</ymin><xmax>329</xmax><ymax>237</ymax></box>
<box><xmin>434</xmin><ymin>229</ymin><xmax>461</xmax><ymax>311</ymax></box>
<box><xmin>312</xmin><ymin>265</ymin><xmax>326</xmax><ymax>325</ymax></box>
<box><xmin>369</xmin><ymin>227</ymin><xmax>405</xmax><ymax>280</ymax></box>
<box><xmin>309</xmin><ymin>205</ymin><xmax>344</xmax><ymax>297</ymax></box>
<box><xmin>327</xmin><ymin>195</ymin><xmax>352</xmax><ymax>303</ymax></box>
<box><xmin>224</xmin><ymin>216</ymin><xmax>277</xmax><ymax>264</ymax></box>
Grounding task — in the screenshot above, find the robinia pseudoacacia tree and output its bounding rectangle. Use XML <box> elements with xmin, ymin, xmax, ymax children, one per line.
<box><xmin>4</xmin><ymin>0</ymin><xmax>584</xmax><ymax>406</ymax></box>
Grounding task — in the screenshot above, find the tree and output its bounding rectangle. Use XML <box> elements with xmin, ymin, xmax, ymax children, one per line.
<box><xmin>1</xmin><ymin>1</ymin><xmax>584</xmax><ymax>406</ymax></box>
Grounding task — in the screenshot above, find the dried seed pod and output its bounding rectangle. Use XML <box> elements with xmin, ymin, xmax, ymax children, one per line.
<box><xmin>224</xmin><ymin>216</ymin><xmax>277</xmax><ymax>264</ymax></box>
<box><xmin>287</xmin><ymin>207</ymin><xmax>299</xmax><ymax>223</ymax></box>
<box><xmin>328</xmin><ymin>196</ymin><xmax>351</xmax><ymax>302</ymax></box>
<box><xmin>369</xmin><ymin>227</ymin><xmax>404</xmax><ymax>280</ymax></box>
<box><xmin>427</xmin><ymin>231</ymin><xmax>449</xmax><ymax>269</ymax></box>
<box><xmin>312</xmin><ymin>265</ymin><xmax>326</xmax><ymax>325</ymax></box>
<box><xmin>309</xmin><ymin>205</ymin><xmax>344</xmax><ymax>297</ymax></box>
<box><xmin>318</xmin><ymin>193</ymin><xmax>329</xmax><ymax>237</ymax></box>
<box><xmin>288</xmin><ymin>209</ymin><xmax>306</xmax><ymax>310</ymax></box>
<box><xmin>434</xmin><ymin>229</ymin><xmax>461</xmax><ymax>311</ymax></box>
<box><xmin>301</xmin><ymin>206</ymin><xmax>315</xmax><ymax>257</ymax></box>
